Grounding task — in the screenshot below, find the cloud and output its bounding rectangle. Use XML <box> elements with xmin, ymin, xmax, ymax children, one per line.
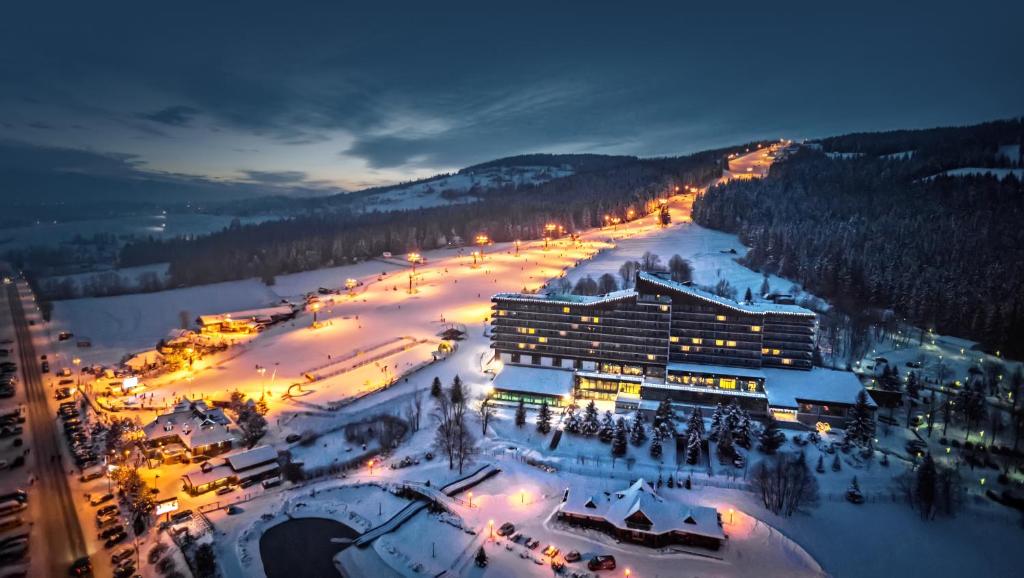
<box><xmin>138</xmin><ymin>105</ymin><xmax>201</xmax><ymax>127</ymax></box>
<box><xmin>241</xmin><ymin>169</ymin><xmax>308</xmax><ymax>184</ymax></box>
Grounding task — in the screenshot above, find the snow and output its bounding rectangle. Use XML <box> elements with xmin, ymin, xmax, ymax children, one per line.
<box><xmin>880</xmin><ymin>150</ymin><xmax>915</xmax><ymax>160</ymax></box>
<box><xmin>935</xmin><ymin>167</ymin><xmax>1024</xmax><ymax>180</ymax></box>
<box><xmin>998</xmin><ymin>143</ymin><xmax>1020</xmax><ymax>165</ymax></box>
<box><xmin>491</xmin><ymin>365</ymin><xmax>575</xmax><ymax>397</ymax></box>
<box><xmin>824</xmin><ymin>152</ymin><xmax>864</xmax><ymax>160</ymax></box>
<box><xmin>353</xmin><ymin>165</ymin><xmax>573</xmax><ymax>214</ymax></box>
<box><xmin>668</xmin><ymin>362</ymin><xmax>767</xmax><ymax>380</ymax></box>
<box><xmin>760</xmin><ymin>367</ymin><xmax>871</xmax><ymax>409</ymax></box>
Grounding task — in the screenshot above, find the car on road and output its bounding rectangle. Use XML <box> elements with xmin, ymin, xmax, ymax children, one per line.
<box><xmin>69</xmin><ymin>556</ymin><xmax>93</xmax><ymax>577</ymax></box>
<box><xmin>215</xmin><ymin>485</ymin><xmax>235</xmax><ymax>496</ymax></box>
<box><xmin>58</xmin><ymin>331</ymin><xmax>74</xmax><ymax>341</ymax></box>
<box><xmin>496</xmin><ymin>522</ymin><xmax>515</xmax><ymax>536</ymax></box>
<box><xmin>564</xmin><ymin>550</ymin><xmax>581</xmax><ymax>563</ymax></box>
<box><xmin>90</xmin><ymin>493</ymin><xmax>114</xmax><ymax>506</ymax></box>
<box><xmin>227</xmin><ymin>505</ymin><xmax>243</xmax><ymax>515</ymax></box>
<box><xmin>588</xmin><ymin>555</ymin><xmax>616</xmax><ymax>571</ymax></box>
<box><xmin>0</xmin><ymin>491</ymin><xmax>27</xmax><ymax>504</ymax></box>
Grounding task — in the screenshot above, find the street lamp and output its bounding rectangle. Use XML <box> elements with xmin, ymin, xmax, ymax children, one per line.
<box><xmin>625</xmin><ymin>569</ymin><xmax>631</xmax><ymax>578</ymax></box>
<box><xmin>72</xmin><ymin>357</ymin><xmax>81</xmax><ymax>386</ymax></box>
<box><xmin>345</xmin><ymin>278</ymin><xmax>358</xmax><ymax>296</ymax></box>
<box><xmin>257</xmin><ymin>366</ymin><xmax>267</xmax><ymax>399</ymax></box>
<box><xmin>407</xmin><ymin>253</ymin><xmax>422</xmax><ymax>294</ymax></box>
<box><xmin>368</xmin><ymin>460</ymin><xmax>375</xmax><ymax>476</ymax></box>
<box><xmin>520</xmin><ymin>489</ymin><xmax>525</xmax><ymax>504</ymax></box>
<box><xmin>310</xmin><ymin>301</ymin><xmax>322</xmax><ymax>327</ymax></box>
<box><xmin>488</xmin><ymin>519</ymin><xmax>494</xmax><ymax>540</ymax></box>
<box><xmin>728</xmin><ymin>508</ymin><xmax>735</xmax><ymax>524</ymax></box>
<box><xmin>467</xmin><ymin>491</ymin><xmax>473</xmax><ymax>508</ymax></box>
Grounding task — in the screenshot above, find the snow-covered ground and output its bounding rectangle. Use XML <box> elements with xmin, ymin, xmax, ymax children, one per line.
<box><xmin>353</xmin><ymin>165</ymin><xmax>573</xmax><ymax>213</ymax></box>
<box><xmin>936</xmin><ymin>167</ymin><xmax>1024</xmax><ymax>180</ymax></box>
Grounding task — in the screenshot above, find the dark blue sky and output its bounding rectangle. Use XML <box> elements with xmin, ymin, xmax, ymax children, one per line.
<box><xmin>1</xmin><ymin>0</ymin><xmax>1021</xmax><ymax>201</ymax></box>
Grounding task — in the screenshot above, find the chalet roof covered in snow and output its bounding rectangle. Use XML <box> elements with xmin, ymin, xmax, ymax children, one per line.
<box><xmin>667</xmin><ymin>361</ymin><xmax>767</xmax><ymax>380</ymax></box>
<box><xmin>560</xmin><ymin>478</ymin><xmax>724</xmax><ymax>540</ymax></box>
<box><xmin>762</xmin><ymin>367</ymin><xmax>873</xmax><ymax>409</ymax></box>
<box><xmin>143</xmin><ymin>399</ymin><xmax>237</xmax><ymax>450</ymax></box>
<box><xmin>226</xmin><ymin>445</ymin><xmax>278</xmax><ymax>471</ymax></box>
<box><xmin>637</xmin><ymin>271</ymin><xmax>815</xmax><ymax>316</ymax></box>
<box><xmin>196</xmin><ymin>304</ymin><xmax>296</xmax><ymax>326</ymax></box>
<box><xmin>492</xmin><ymin>365</ymin><xmax>575</xmax><ymax>397</ymax></box>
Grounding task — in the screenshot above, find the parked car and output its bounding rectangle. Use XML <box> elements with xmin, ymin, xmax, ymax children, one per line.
<box><xmin>215</xmin><ymin>485</ymin><xmax>235</xmax><ymax>496</ymax></box>
<box><xmin>564</xmin><ymin>550</ymin><xmax>581</xmax><ymax>563</ymax></box>
<box><xmin>0</xmin><ymin>491</ymin><xmax>27</xmax><ymax>504</ymax></box>
<box><xmin>69</xmin><ymin>556</ymin><xmax>93</xmax><ymax>576</ymax></box>
<box><xmin>110</xmin><ymin>546</ymin><xmax>135</xmax><ymax>565</ymax></box>
<box><xmin>526</xmin><ymin>538</ymin><xmax>540</xmax><ymax>550</ymax></box>
<box><xmin>261</xmin><ymin>477</ymin><xmax>282</xmax><ymax>489</ymax></box>
<box><xmin>169</xmin><ymin>510</ymin><xmax>193</xmax><ymax>524</ymax></box>
<box><xmin>588</xmin><ymin>555</ymin><xmax>617</xmax><ymax>571</ymax></box>
<box><xmin>104</xmin><ymin>530</ymin><xmax>128</xmax><ymax>549</ymax></box>
<box><xmin>40</xmin><ymin>361</ymin><xmax>49</xmax><ymax>373</ymax></box>
<box><xmin>58</xmin><ymin>331</ymin><xmax>74</xmax><ymax>341</ymax></box>
<box><xmin>496</xmin><ymin>522</ymin><xmax>515</xmax><ymax>537</ymax></box>
<box><xmin>90</xmin><ymin>494</ymin><xmax>114</xmax><ymax>507</ymax></box>
<box><xmin>96</xmin><ymin>504</ymin><xmax>119</xmax><ymax>518</ymax></box>
<box><xmin>98</xmin><ymin>525</ymin><xmax>125</xmax><ymax>540</ymax></box>
<box><xmin>285</xmin><ymin>434</ymin><xmax>301</xmax><ymax>443</ymax></box>
<box><xmin>112</xmin><ymin>563</ymin><xmax>136</xmax><ymax>578</ymax></box>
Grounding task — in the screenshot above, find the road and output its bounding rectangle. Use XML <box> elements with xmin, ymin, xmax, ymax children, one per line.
<box><xmin>6</xmin><ymin>281</ymin><xmax>88</xmax><ymax>576</ymax></box>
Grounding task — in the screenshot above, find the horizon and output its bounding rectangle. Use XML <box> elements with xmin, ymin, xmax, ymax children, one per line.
<box><xmin>2</xmin><ymin>0</ymin><xmax>1022</xmax><ymax>203</ymax></box>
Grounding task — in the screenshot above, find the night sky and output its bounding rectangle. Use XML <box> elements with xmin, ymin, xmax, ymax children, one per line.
<box><xmin>1</xmin><ymin>0</ymin><xmax>1021</xmax><ymax>202</ymax></box>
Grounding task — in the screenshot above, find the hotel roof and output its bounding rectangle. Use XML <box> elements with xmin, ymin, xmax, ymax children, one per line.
<box><xmin>667</xmin><ymin>361</ymin><xmax>767</xmax><ymax>380</ymax></box>
<box><xmin>492</xmin><ymin>365</ymin><xmax>575</xmax><ymax>397</ymax></box>
<box><xmin>762</xmin><ymin>367</ymin><xmax>874</xmax><ymax>409</ymax></box>
<box><xmin>637</xmin><ymin>271</ymin><xmax>815</xmax><ymax>316</ymax></box>
<box><xmin>492</xmin><ymin>289</ymin><xmax>641</xmax><ymax>307</ymax></box>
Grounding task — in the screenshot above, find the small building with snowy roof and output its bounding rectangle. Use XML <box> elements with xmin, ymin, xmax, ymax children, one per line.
<box><xmin>491</xmin><ymin>364</ymin><xmax>575</xmax><ymax>406</ymax></box>
<box><xmin>142</xmin><ymin>399</ymin><xmax>238</xmax><ymax>461</ymax></box>
<box><xmin>557</xmin><ymin>478</ymin><xmax>725</xmax><ymax>550</ymax></box>
<box><xmin>181</xmin><ymin>444</ymin><xmax>280</xmax><ymax>495</ymax></box>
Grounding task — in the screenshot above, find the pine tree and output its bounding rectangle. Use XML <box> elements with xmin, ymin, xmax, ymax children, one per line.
<box><xmin>430</xmin><ymin>377</ymin><xmax>443</xmax><ymax>398</ymax></box>
<box><xmin>652</xmin><ymin>398</ymin><xmax>675</xmax><ymax>432</ymax></box>
<box><xmin>733</xmin><ymin>409</ymin><xmax>752</xmax><ymax>449</ymax></box>
<box><xmin>686</xmin><ymin>429</ymin><xmax>702</xmax><ymax>464</ymax></box>
<box><xmin>743</xmin><ymin>287</ymin><xmax>753</xmax><ymax>303</ymax></box>
<box><xmin>612</xmin><ymin>418</ymin><xmax>628</xmax><ymax>456</ymax></box>
<box><xmin>598</xmin><ymin>410</ymin><xmax>615</xmax><ymax>443</ymax></box>
<box><xmin>832</xmin><ymin>454</ymin><xmax>842</xmax><ymax>472</ymax></box>
<box><xmin>514</xmin><ymin>398</ymin><xmax>526</xmax><ymax>428</ymax></box>
<box><xmin>906</xmin><ymin>371</ymin><xmax>920</xmax><ymax>398</ymax></box>
<box><xmin>844</xmin><ymin>390</ymin><xmax>876</xmax><ymax>447</ymax></box>
<box><xmin>709</xmin><ymin>403</ymin><xmax>725</xmax><ymax>441</ymax></box>
<box><xmin>582</xmin><ymin>400</ymin><xmax>600</xmax><ymax>437</ymax></box>
<box><xmin>759</xmin><ymin>276</ymin><xmax>771</xmax><ymax>298</ymax></box>
<box><xmin>692</xmin><ymin>407</ymin><xmax>706</xmax><ymax>437</ymax></box>
<box><xmin>475</xmin><ymin>546</ymin><xmax>487</xmax><ymax>567</ymax></box>
<box><xmin>629</xmin><ymin>417</ymin><xmax>647</xmax><ymax>446</ymax></box>
<box><xmin>450</xmin><ymin>375</ymin><xmax>464</xmax><ymax>405</ymax></box>
<box><xmin>849</xmin><ymin>475</ymin><xmax>861</xmax><ymax>493</ymax></box>
<box><xmin>758</xmin><ymin>415</ymin><xmax>783</xmax><ymax>454</ymax></box>
<box><xmin>816</xmin><ymin>455</ymin><xmax>825</xmax><ymax>473</ymax></box>
<box><xmin>536</xmin><ymin>400</ymin><xmax>552</xmax><ymax>434</ymax></box>
<box><xmin>563</xmin><ymin>403</ymin><xmax>580</xmax><ymax>434</ymax></box>
<box><xmin>716</xmin><ymin>427</ymin><xmax>735</xmax><ymax>463</ymax></box>
<box><xmin>649</xmin><ymin>436</ymin><xmax>663</xmax><ymax>459</ymax></box>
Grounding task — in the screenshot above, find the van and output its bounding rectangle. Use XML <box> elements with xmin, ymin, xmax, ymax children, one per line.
<box><xmin>261</xmin><ymin>476</ymin><xmax>282</xmax><ymax>489</ymax></box>
<box><xmin>80</xmin><ymin>467</ymin><xmax>104</xmax><ymax>482</ymax></box>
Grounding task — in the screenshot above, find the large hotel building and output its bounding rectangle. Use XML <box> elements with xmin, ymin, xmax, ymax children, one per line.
<box><xmin>489</xmin><ymin>271</ymin><xmax>872</xmax><ymax>426</ymax></box>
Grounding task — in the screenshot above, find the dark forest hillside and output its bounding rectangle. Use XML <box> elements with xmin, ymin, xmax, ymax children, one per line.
<box><xmin>693</xmin><ymin>119</ymin><xmax>1024</xmax><ymax>357</ymax></box>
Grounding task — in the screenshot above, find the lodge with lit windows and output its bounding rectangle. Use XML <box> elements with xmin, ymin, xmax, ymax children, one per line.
<box><xmin>489</xmin><ymin>271</ymin><xmax>874</xmax><ymax>427</ymax></box>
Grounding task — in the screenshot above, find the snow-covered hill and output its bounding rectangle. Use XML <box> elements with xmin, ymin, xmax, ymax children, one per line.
<box><xmin>352</xmin><ymin>164</ymin><xmax>573</xmax><ymax>213</ymax></box>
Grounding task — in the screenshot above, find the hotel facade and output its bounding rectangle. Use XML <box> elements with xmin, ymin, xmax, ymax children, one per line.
<box><xmin>490</xmin><ymin>271</ymin><xmax>873</xmax><ymax>426</ymax></box>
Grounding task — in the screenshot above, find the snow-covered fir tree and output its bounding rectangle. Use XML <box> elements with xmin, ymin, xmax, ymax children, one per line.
<box><xmin>629</xmin><ymin>416</ymin><xmax>647</xmax><ymax>446</ymax></box>
<box><xmin>562</xmin><ymin>403</ymin><xmax>581</xmax><ymax>434</ymax></box>
<box><xmin>649</xmin><ymin>435</ymin><xmax>663</xmax><ymax>459</ymax></box>
<box><xmin>598</xmin><ymin>410</ymin><xmax>615</xmax><ymax>443</ymax></box>
<box><xmin>514</xmin><ymin>399</ymin><xmax>526</xmax><ymax>428</ymax></box>
<box><xmin>758</xmin><ymin>415</ymin><xmax>784</xmax><ymax>454</ymax></box>
<box><xmin>652</xmin><ymin>398</ymin><xmax>675</xmax><ymax>432</ymax></box>
<box><xmin>844</xmin><ymin>389</ymin><xmax>876</xmax><ymax>447</ymax></box>
<box><xmin>612</xmin><ymin>418</ymin><xmax>628</xmax><ymax>456</ymax></box>
<box><xmin>716</xmin><ymin>427</ymin><xmax>736</xmax><ymax>463</ymax></box>
<box><xmin>686</xmin><ymin>429</ymin><xmax>702</xmax><ymax>464</ymax></box>
<box><xmin>709</xmin><ymin>403</ymin><xmax>725</xmax><ymax>441</ymax></box>
<box><xmin>536</xmin><ymin>400</ymin><xmax>552</xmax><ymax>434</ymax></box>
<box><xmin>733</xmin><ymin>408</ymin><xmax>753</xmax><ymax>449</ymax></box>
<box><xmin>582</xmin><ymin>400</ymin><xmax>600</xmax><ymax>437</ymax></box>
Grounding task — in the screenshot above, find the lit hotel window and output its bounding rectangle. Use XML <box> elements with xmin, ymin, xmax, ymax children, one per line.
<box><xmin>528</xmin><ymin>344</ymin><xmax>537</xmax><ymax>350</ymax></box>
<box><xmin>558</xmin><ymin>330</ymin><xmax>567</xmax><ymax>337</ymax></box>
<box><xmin>726</xmin><ymin>340</ymin><xmax>737</xmax><ymax>347</ymax></box>
<box><xmin>782</xmin><ymin>358</ymin><xmax>792</xmax><ymax>365</ymax></box>
<box><xmin>762</xmin><ymin>347</ymin><xmax>770</xmax><ymax>354</ymax></box>
<box><xmin>716</xmin><ymin>315</ymin><xmax>727</xmax><ymax>321</ymax></box>
<box><xmin>751</xmin><ymin>325</ymin><xmax>761</xmax><ymax>332</ymax></box>
<box><xmin>681</xmin><ymin>345</ymin><xmax>691</xmax><ymax>352</ymax></box>
<box><xmin>660</xmin><ymin>305</ymin><xmax>669</xmax><ymax>312</ymax></box>
<box><xmin>646</xmin><ymin>354</ymin><xmax>656</xmax><ymax>361</ymax></box>
<box><xmin>591</xmin><ymin>341</ymin><xmax>601</xmax><ymax>348</ymax></box>
<box><xmin>563</xmin><ymin>307</ymin><xmax>570</xmax><ymax>313</ymax></box>
<box><xmin>670</xmin><ymin>336</ymin><xmax>679</xmax><ymax>343</ymax></box>
<box><xmin>497</xmin><ymin>310</ymin><xmax>507</xmax><ymax>316</ymax></box>
<box><xmin>715</xmin><ymin>339</ymin><xmax>725</xmax><ymax>346</ymax></box>
<box><xmin>772</xmin><ymin>349</ymin><xmax>781</xmax><ymax>355</ymax></box>
<box><xmin>538</xmin><ymin>337</ymin><xmax>548</xmax><ymax>343</ymax></box>
<box><xmin>593</xmin><ymin>317</ymin><xmax>600</xmax><ymax>323</ymax></box>
<box><xmin>581</xmin><ymin>316</ymin><xmax>590</xmax><ymax>322</ymax></box>
<box><xmin>747</xmin><ymin>381</ymin><xmax>758</xmax><ymax>391</ymax></box>
<box><xmin>517</xmin><ymin>343</ymin><xmax>525</xmax><ymax>349</ymax></box>
<box><xmin>692</xmin><ymin>338</ymin><xmax>702</xmax><ymax>344</ymax></box>
<box><xmin>528</xmin><ymin>328</ymin><xmax>536</xmax><ymax>334</ymax></box>
<box><xmin>719</xmin><ymin>378</ymin><xmax>736</xmax><ymax>389</ymax></box>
